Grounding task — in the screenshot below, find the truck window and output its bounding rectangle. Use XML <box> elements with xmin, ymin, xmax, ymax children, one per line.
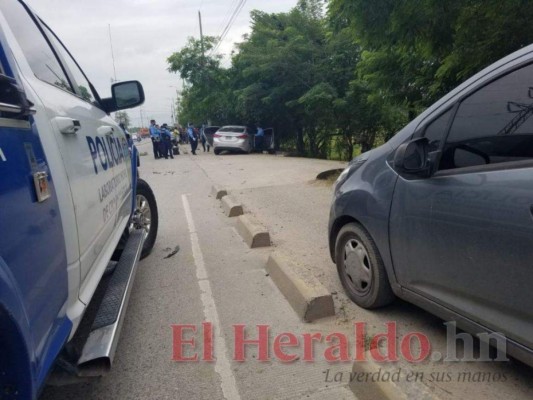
<box><xmin>41</xmin><ymin>23</ymin><xmax>95</xmax><ymax>103</ymax></box>
<box><xmin>0</xmin><ymin>1</ymin><xmax>73</xmax><ymax>93</ymax></box>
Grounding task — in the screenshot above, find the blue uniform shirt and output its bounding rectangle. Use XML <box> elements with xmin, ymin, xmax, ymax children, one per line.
<box><xmin>161</xmin><ymin>128</ymin><xmax>172</xmax><ymax>139</ymax></box>
<box><xmin>149</xmin><ymin>125</ymin><xmax>161</xmax><ymax>139</ymax></box>
<box><xmin>256</xmin><ymin>127</ymin><xmax>264</xmax><ymax>137</ymax></box>
<box><xmin>188</xmin><ymin>127</ymin><xmax>196</xmax><ymax>141</ymax></box>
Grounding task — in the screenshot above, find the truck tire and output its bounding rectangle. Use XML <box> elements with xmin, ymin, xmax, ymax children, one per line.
<box><xmin>112</xmin><ymin>179</ymin><xmax>158</xmax><ymax>261</ymax></box>
<box><xmin>135</xmin><ymin>179</ymin><xmax>158</xmax><ymax>259</ymax></box>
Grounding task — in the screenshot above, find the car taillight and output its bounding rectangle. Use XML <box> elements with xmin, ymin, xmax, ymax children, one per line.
<box><xmin>213</xmin><ymin>133</ymin><xmax>221</xmax><ymax>138</ymax></box>
<box><xmin>237</xmin><ymin>134</ymin><xmax>248</xmax><ymax>139</ymax></box>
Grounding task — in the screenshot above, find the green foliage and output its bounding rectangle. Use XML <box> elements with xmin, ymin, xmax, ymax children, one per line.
<box><xmin>167</xmin><ymin>0</ymin><xmax>533</xmax><ymax>160</ymax></box>
<box><xmin>114</xmin><ymin>111</ymin><xmax>130</xmax><ymax>128</ymax></box>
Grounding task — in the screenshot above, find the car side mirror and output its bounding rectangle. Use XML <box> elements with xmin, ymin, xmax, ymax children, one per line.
<box><xmin>102</xmin><ymin>81</ymin><xmax>145</xmax><ymax>113</ymax></box>
<box><xmin>393</xmin><ymin>137</ymin><xmax>431</xmax><ymax>177</ymax></box>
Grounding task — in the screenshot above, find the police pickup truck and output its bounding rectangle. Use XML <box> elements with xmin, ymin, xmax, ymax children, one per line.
<box><xmin>0</xmin><ymin>2</ymin><xmax>159</xmax><ymax>398</ymax></box>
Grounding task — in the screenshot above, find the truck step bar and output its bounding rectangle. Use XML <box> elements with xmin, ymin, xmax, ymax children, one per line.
<box><xmin>76</xmin><ymin>229</ymin><xmax>145</xmax><ymax>377</ymax></box>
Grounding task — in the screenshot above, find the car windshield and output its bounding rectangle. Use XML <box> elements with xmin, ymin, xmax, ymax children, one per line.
<box><xmin>218</xmin><ymin>126</ymin><xmax>245</xmax><ymax>133</ymax></box>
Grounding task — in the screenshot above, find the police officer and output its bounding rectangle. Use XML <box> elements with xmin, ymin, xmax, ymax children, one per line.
<box><xmin>161</xmin><ymin>123</ymin><xmax>174</xmax><ymax>159</ymax></box>
<box><xmin>188</xmin><ymin>123</ymin><xmax>198</xmax><ymax>155</ymax></box>
<box><xmin>149</xmin><ymin>119</ymin><xmax>161</xmax><ymax>159</ymax></box>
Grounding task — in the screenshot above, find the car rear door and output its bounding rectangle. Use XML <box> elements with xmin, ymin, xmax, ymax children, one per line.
<box><xmin>389</xmin><ymin>61</ymin><xmax>533</xmax><ymax>349</ymax></box>
<box><xmin>2</xmin><ymin>2</ymin><xmax>132</xmax><ymax>303</ymax></box>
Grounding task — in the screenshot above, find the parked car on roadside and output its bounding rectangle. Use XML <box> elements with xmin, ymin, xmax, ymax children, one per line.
<box><xmin>213</xmin><ymin>125</ymin><xmax>252</xmax><ymax>154</ymax></box>
<box><xmin>329</xmin><ymin>44</ymin><xmax>533</xmax><ymax>367</ymax></box>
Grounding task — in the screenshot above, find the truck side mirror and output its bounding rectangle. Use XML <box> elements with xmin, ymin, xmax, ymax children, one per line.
<box><xmin>393</xmin><ymin>137</ymin><xmax>431</xmax><ymax>177</ymax></box>
<box><xmin>102</xmin><ymin>81</ymin><xmax>145</xmax><ymax>113</ymax></box>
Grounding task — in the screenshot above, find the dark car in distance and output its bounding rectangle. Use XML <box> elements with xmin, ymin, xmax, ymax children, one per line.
<box><xmin>329</xmin><ymin>44</ymin><xmax>533</xmax><ymax>367</ymax></box>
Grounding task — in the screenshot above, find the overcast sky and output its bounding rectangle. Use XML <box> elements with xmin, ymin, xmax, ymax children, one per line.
<box><xmin>24</xmin><ymin>0</ymin><xmax>296</xmax><ymax>127</ymax></box>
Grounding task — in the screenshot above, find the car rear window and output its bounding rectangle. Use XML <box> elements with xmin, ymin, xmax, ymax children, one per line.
<box><xmin>219</xmin><ymin>126</ymin><xmax>245</xmax><ymax>133</ymax></box>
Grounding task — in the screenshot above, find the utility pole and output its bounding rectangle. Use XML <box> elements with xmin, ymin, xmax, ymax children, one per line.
<box><xmin>108</xmin><ymin>24</ymin><xmax>117</xmax><ymax>82</ymax></box>
<box><xmin>198</xmin><ymin>10</ymin><xmax>205</xmax><ymax>67</ymax></box>
<box><xmin>139</xmin><ymin>107</ymin><xmax>144</xmax><ymax>129</ymax></box>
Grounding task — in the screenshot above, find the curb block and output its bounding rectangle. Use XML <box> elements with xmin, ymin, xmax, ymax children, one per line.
<box><xmin>211</xmin><ymin>185</ymin><xmax>228</xmax><ymax>200</ymax></box>
<box><xmin>236</xmin><ymin>214</ymin><xmax>271</xmax><ymax>248</ymax></box>
<box><xmin>221</xmin><ymin>196</ymin><xmax>243</xmax><ymax>217</ymax></box>
<box><xmin>265</xmin><ymin>254</ymin><xmax>335</xmax><ymax>322</ymax></box>
<box><xmin>349</xmin><ymin>351</ymin><xmax>440</xmax><ymax>400</ymax></box>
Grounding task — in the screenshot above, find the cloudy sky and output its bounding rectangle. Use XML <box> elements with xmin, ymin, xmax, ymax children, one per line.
<box><xmin>24</xmin><ymin>0</ymin><xmax>297</xmax><ymax>126</ymax></box>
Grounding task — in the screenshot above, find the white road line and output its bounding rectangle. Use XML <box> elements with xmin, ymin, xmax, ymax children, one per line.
<box><xmin>182</xmin><ymin>194</ymin><xmax>241</xmax><ymax>400</ymax></box>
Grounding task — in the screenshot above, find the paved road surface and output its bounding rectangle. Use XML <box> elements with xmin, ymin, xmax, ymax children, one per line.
<box><xmin>42</xmin><ymin>142</ymin><xmax>533</xmax><ymax>400</ymax></box>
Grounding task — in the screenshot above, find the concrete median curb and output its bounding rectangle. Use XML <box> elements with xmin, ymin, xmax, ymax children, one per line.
<box><xmin>211</xmin><ymin>185</ymin><xmax>228</xmax><ymax>200</ymax></box>
<box><xmin>236</xmin><ymin>214</ymin><xmax>271</xmax><ymax>248</ymax></box>
<box><xmin>349</xmin><ymin>351</ymin><xmax>441</xmax><ymax>400</ymax></box>
<box><xmin>265</xmin><ymin>254</ymin><xmax>335</xmax><ymax>322</ymax></box>
<box><xmin>221</xmin><ymin>195</ymin><xmax>244</xmax><ymax>217</ymax></box>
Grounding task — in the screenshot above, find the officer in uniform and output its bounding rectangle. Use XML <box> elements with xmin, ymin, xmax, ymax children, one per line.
<box><xmin>149</xmin><ymin>119</ymin><xmax>161</xmax><ymax>159</ymax></box>
<box><xmin>160</xmin><ymin>123</ymin><xmax>174</xmax><ymax>159</ymax></box>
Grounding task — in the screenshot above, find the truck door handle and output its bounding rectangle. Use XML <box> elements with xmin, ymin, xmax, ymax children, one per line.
<box><xmin>53</xmin><ymin>117</ymin><xmax>81</xmax><ymax>134</ymax></box>
<box><xmin>98</xmin><ymin>126</ymin><xmax>114</xmax><ymax>136</ymax></box>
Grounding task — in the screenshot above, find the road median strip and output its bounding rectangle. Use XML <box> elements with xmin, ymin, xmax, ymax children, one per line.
<box><xmin>236</xmin><ymin>214</ymin><xmax>271</xmax><ymax>248</ymax></box>
<box><xmin>221</xmin><ymin>195</ymin><xmax>244</xmax><ymax>217</ymax></box>
<box><xmin>211</xmin><ymin>185</ymin><xmax>228</xmax><ymax>200</ymax></box>
<box><xmin>265</xmin><ymin>253</ymin><xmax>335</xmax><ymax>322</ymax></box>
<box><xmin>349</xmin><ymin>351</ymin><xmax>441</xmax><ymax>400</ymax></box>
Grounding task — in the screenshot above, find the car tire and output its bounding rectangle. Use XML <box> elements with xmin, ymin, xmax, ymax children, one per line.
<box><xmin>214</xmin><ymin>149</ymin><xmax>221</xmax><ymax>155</ymax></box>
<box><xmin>335</xmin><ymin>223</ymin><xmax>394</xmax><ymax>309</ymax></box>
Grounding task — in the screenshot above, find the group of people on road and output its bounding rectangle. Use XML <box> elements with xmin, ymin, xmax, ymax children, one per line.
<box><xmin>149</xmin><ymin>120</ymin><xmax>211</xmax><ymax>158</ymax></box>
<box><xmin>186</xmin><ymin>123</ymin><xmax>211</xmax><ymax>155</ymax></box>
<box><xmin>149</xmin><ymin>119</ymin><xmax>178</xmax><ymax>159</ymax></box>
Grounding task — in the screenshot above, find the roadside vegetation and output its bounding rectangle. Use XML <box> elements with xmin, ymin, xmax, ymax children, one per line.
<box><xmin>167</xmin><ymin>0</ymin><xmax>533</xmax><ymax>161</ymax></box>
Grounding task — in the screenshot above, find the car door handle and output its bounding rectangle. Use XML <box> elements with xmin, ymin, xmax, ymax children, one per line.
<box><xmin>53</xmin><ymin>117</ymin><xmax>81</xmax><ymax>134</ymax></box>
<box><xmin>97</xmin><ymin>126</ymin><xmax>115</xmax><ymax>136</ymax></box>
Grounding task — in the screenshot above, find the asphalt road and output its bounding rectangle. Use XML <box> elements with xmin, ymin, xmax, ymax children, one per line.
<box><xmin>42</xmin><ymin>141</ymin><xmax>533</xmax><ymax>400</ymax></box>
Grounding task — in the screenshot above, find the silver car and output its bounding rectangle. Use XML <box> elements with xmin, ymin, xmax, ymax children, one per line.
<box><xmin>213</xmin><ymin>126</ymin><xmax>252</xmax><ymax>155</ymax></box>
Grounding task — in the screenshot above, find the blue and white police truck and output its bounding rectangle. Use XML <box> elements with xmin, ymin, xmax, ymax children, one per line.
<box><xmin>0</xmin><ymin>2</ymin><xmax>159</xmax><ymax>398</ymax></box>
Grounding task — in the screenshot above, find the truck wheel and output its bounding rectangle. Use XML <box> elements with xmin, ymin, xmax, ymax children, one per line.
<box><xmin>335</xmin><ymin>223</ymin><xmax>394</xmax><ymax>309</ymax></box>
<box><xmin>135</xmin><ymin>179</ymin><xmax>158</xmax><ymax>259</ymax></box>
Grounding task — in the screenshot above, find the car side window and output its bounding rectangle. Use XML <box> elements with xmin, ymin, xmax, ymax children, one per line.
<box><xmin>423</xmin><ymin>108</ymin><xmax>453</xmax><ymax>153</ymax></box>
<box><xmin>439</xmin><ymin>63</ymin><xmax>533</xmax><ymax>171</ymax></box>
<box><xmin>41</xmin><ymin>23</ymin><xmax>95</xmax><ymax>103</ymax></box>
<box><xmin>1</xmin><ymin>2</ymin><xmax>73</xmax><ymax>93</ymax></box>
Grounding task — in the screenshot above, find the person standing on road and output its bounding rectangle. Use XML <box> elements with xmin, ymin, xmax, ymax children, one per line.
<box><xmin>188</xmin><ymin>123</ymin><xmax>198</xmax><ymax>155</ymax></box>
<box><xmin>161</xmin><ymin>123</ymin><xmax>174</xmax><ymax>159</ymax></box>
<box><xmin>200</xmin><ymin>124</ymin><xmax>210</xmax><ymax>152</ymax></box>
<box><xmin>149</xmin><ymin>119</ymin><xmax>161</xmax><ymax>159</ymax></box>
<box><xmin>255</xmin><ymin>123</ymin><xmax>264</xmax><ymax>152</ymax></box>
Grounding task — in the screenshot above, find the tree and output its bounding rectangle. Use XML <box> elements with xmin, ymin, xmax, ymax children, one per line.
<box><xmin>114</xmin><ymin>111</ymin><xmax>130</xmax><ymax>128</ymax></box>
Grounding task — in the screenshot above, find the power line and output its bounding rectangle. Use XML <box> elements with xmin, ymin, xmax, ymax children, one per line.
<box><xmin>213</xmin><ymin>0</ymin><xmax>240</xmax><ymax>45</ymax></box>
<box><xmin>213</xmin><ymin>0</ymin><xmax>246</xmax><ymax>54</ymax></box>
<box><xmin>210</xmin><ymin>0</ymin><xmax>247</xmax><ymax>56</ymax></box>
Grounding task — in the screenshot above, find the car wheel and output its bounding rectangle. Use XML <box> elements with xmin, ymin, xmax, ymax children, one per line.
<box><xmin>214</xmin><ymin>149</ymin><xmax>221</xmax><ymax>155</ymax></box>
<box><xmin>335</xmin><ymin>223</ymin><xmax>394</xmax><ymax>309</ymax></box>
